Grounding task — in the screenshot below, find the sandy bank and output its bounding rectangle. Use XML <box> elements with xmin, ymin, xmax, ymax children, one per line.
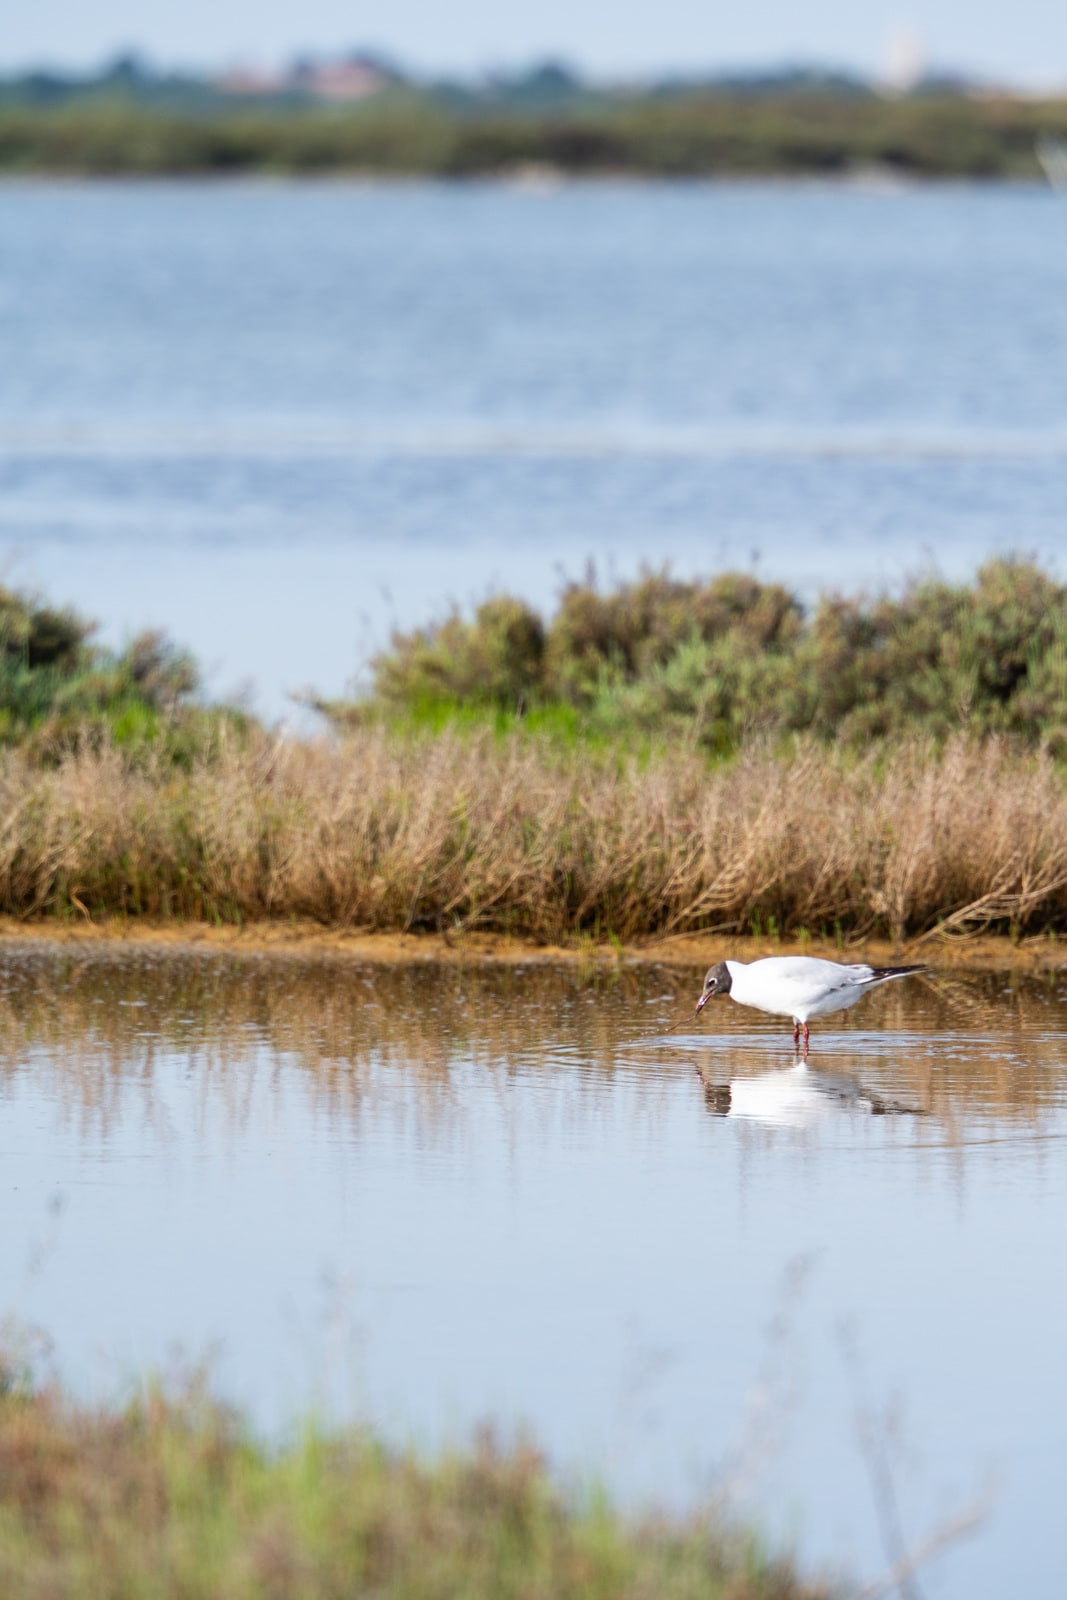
<box><xmin>0</xmin><ymin>916</ymin><xmax>1061</xmax><ymax>972</ymax></box>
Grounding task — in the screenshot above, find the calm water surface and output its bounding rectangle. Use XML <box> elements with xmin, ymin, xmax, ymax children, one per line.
<box><xmin>2</xmin><ymin>181</ymin><xmax>1066</xmax><ymax>712</ymax></box>
<box><xmin>1</xmin><ymin>946</ymin><xmax>1065</xmax><ymax>1596</ymax></box>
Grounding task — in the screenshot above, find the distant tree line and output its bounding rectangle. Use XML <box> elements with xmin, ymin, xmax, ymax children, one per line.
<box><xmin>0</xmin><ymin>90</ymin><xmax>1064</xmax><ymax>176</ymax></box>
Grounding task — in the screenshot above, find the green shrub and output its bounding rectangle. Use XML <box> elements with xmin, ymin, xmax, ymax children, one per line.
<box><xmin>372</xmin><ymin>595</ymin><xmax>546</xmax><ymax>712</ymax></box>
<box><xmin>0</xmin><ymin>587</ymin><xmax>244</xmax><ymax>762</ymax></box>
<box><xmin>354</xmin><ymin>560</ymin><xmax>1067</xmax><ymax>752</ymax></box>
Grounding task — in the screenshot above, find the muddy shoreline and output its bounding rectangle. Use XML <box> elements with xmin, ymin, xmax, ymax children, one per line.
<box><xmin>0</xmin><ymin>915</ymin><xmax>1061</xmax><ymax>972</ymax></box>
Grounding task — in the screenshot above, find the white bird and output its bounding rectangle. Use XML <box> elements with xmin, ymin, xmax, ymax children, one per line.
<box><xmin>695</xmin><ymin>956</ymin><xmax>926</xmax><ymax>1054</ymax></box>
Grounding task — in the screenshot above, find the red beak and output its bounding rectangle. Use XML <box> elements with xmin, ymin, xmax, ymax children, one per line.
<box><xmin>695</xmin><ymin>993</ymin><xmax>709</xmax><ymax>1015</ymax></box>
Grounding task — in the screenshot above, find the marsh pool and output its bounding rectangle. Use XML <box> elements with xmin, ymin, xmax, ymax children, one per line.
<box><xmin>2</xmin><ymin>944</ymin><xmax>1066</xmax><ymax>1596</ymax></box>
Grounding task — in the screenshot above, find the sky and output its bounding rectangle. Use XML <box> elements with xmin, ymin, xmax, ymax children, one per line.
<box><xmin>4</xmin><ymin>0</ymin><xmax>1067</xmax><ymax>89</ymax></box>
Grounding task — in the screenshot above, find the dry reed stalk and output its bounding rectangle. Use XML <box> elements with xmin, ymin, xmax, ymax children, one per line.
<box><xmin>0</xmin><ymin>731</ymin><xmax>1065</xmax><ymax>942</ymax></box>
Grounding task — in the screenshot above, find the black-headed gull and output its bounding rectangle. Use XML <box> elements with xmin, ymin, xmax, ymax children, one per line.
<box><xmin>695</xmin><ymin>956</ymin><xmax>925</xmax><ymax>1052</ymax></box>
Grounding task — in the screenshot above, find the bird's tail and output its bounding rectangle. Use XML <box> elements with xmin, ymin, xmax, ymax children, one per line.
<box><xmin>865</xmin><ymin>964</ymin><xmax>927</xmax><ymax>984</ymax></box>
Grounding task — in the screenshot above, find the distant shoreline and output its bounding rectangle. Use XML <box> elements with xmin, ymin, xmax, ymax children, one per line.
<box><xmin>2</xmin><ymin>92</ymin><xmax>1063</xmax><ymax>180</ymax></box>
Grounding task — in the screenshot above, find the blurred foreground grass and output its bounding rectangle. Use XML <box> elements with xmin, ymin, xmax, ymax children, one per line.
<box><xmin>0</xmin><ymin>1352</ymin><xmax>826</xmax><ymax>1600</ymax></box>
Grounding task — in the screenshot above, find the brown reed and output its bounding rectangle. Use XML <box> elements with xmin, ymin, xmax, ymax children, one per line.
<box><xmin>0</xmin><ymin>728</ymin><xmax>1066</xmax><ymax>943</ymax></box>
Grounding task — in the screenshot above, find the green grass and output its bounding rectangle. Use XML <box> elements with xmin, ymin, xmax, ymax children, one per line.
<box><xmin>350</xmin><ymin>692</ymin><xmax>643</xmax><ymax>758</ymax></box>
<box><xmin>0</xmin><ymin>1352</ymin><xmax>830</xmax><ymax>1600</ymax></box>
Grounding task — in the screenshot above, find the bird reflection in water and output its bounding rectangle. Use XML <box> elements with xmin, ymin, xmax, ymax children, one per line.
<box><xmin>698</xmin><ymin>1063</ymin><xmax>925</xmax><ymax>1126</ymax></box>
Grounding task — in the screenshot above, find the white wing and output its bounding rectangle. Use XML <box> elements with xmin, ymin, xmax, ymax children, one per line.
<box><xmin>730</xmin><ymin>957</ymin><xmax>877</xmax><ymax>1019</ymax></box>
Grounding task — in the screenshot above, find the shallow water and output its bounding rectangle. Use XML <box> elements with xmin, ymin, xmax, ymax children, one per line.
<box><xmin>1</xmin><ymin>945</ymin><xmax>1065</xmax><ymax>1595</ymax></box>
<box><xmin>2</xmin><ymin>181</ymin><xmax>1067</xmax><ymax>713</ymax></box>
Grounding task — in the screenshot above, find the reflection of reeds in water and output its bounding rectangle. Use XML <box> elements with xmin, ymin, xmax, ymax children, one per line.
<box><xmin>0</xmin><ymin>951</ymin><xmax>654</xmax><ymax>1147</ymax></box>
<box><xmin>0</xmin><ymin>948</ymin><xmax>1064</xmax><ymax>1150</ymax></box>
<box><xmin>3</xmin><ymin>733</ymin><xmax>1067</xmax><ymax>940</ymax></box>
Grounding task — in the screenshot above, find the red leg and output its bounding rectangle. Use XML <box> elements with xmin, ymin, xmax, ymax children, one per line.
<box><xmin>792</xmin><ymin>1020</ymin><xmax>800</xmax><ymax>1047</ymax></box>
<box><xmin>801</xmin><ymin>1021</ymin><xmax>810</xmax><ymax>1057</ymax></box>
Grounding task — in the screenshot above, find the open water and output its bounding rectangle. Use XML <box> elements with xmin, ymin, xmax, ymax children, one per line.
<box><xmin>2</xmin><ymin>946</ymin><xmax>1066</xmax><ymax>1597</ymax></box>
<box><xmin>2</xmin><ymin>179</ymin><xmax>1066</xmax><ymax>713</ymax></box>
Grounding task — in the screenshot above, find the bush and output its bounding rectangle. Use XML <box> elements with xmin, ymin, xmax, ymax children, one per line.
<box><xmin>356</xmin><ymin>560</ymin><xmax>1067</xmax><ymax>752</ymax></box>
<box><xmin>0</xmin><ymin>586</ymin><xmax>245</xmax><ymax>762</ymax></box>
<box><xmin>372</xmin><ymin>596</ymin><xmax>546</xmax><ymax>712</ymax></box>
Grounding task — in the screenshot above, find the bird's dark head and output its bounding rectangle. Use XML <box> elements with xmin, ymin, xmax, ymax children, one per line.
<box><xmin>696</xmin><ymin>961</ymin><xmax>732</xmax><ymax>1015</ymax></box>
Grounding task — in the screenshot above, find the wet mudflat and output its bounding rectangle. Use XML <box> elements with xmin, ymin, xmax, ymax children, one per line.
<box><xmin>1</xmin><ymin>944</ymin><xmax>1065</xmax><ymax>1597</ymax></box>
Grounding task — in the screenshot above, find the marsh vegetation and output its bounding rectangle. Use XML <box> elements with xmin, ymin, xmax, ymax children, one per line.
<box><xmin>2</xmin><ymin>90</ymin><xmax>1065</xmax><ymax>177</ymax></box>
<box><xmin>0</xmin><ymin>1349</ymin><xmax>826</xmax><ymax>1600</ymax></box>
<box><xmin>0</xmin><ymin>585</ymin><xmax>245</xmax><ymax>761</ymax></box>
<box><xmin>343</xmin><ymin>560</ymin><xmax>1067</xmax><ymax>754</ymax></box>
<box><xmin>1</xmin><ymin>729</ymin><xmax>1066</xmax><ymax>942</ymax></box>
<box><xmin>4</xmin><ymin>564</ymin><xmax>1067</xmax><ymax>944</ymax></box>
